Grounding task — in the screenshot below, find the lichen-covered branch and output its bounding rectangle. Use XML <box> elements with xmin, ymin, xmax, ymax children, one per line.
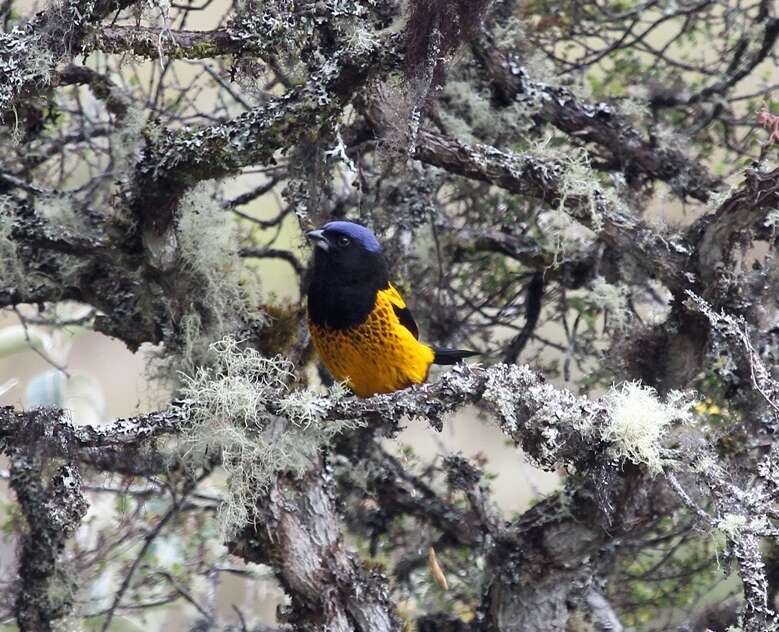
<box><xmin>0</xmin><ymin>406</ymin><xmax>182</xmax><ymax>457</ymax></box>
<box><xmin>87</xmin><ymin>25</ymin><xmax>247</xmax><ymax>60</ymax></box>
<box><xmin>230</xmin><ymin>465</ymin><xmax>400</xmax><ymax>632</ymax></box>
<box><xmin>2</xmin><ymin>358</ymin><xmax>690</xmax><ymax>495</ymax></box>
<box><xmin>0</xmin><ymin>0</ymin><xmax>140</xmax><ymax>115</ymax></box>
<box><xmin>409</xmin><ymin>129</ymin><xmax>691</xmax><ymax>292</ymax></box>
<box><xmin>471</xmin><ymin>40</ymin><xmax>722</xmax><ymax>202</ymax></box>
<box><xmin>10</xmin><ymin>455</ymin><xmax>88</xmax><ymax>631</ymax></box>
<box><xmin>3</xmin><ymin>0</ymin><xmax>779</xmax><ymax>627</ymax></box>
<box><xmin>131</xmin><ymin>34</ymin><xmax>401</xmax><ymax>232</ymax></box>
<box><xmin>690</xmin><ymin>166</ymin><xmax>779</xmax><ymax>291</ymax></box>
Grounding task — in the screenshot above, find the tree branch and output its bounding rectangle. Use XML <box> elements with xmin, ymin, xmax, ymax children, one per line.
<box><xmin>411</xmin><ymin>129</ymin><xmax>691</xmax><ymax>292</ymax></box>
<box><xmin>230</xmin><ymin>464</ymin><xmax>400</xmax><ymax>632</ymax></box>
<box><xmin>10</xmin><ymin>456</ymin><xmax>88</xmax><ymax>631</ymax></box>
<box><xmin>471</xmin><ymin>41</ymin><xmax>722</xmax><ymax>202</ymax></box>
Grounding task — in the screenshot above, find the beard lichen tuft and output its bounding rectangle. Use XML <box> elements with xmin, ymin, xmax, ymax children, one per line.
<box><xmin>601</xmin><ymin>381</ymin><xmax>693</xmax><ymax>473</ymax></box>
<box><xmin>178</xmin><ymin>337</ymin><xmax>362</xmax><ymax>538</ymax></box>
<box><xmin>162</xmin><ymin>182</ymin><xmax>263</xmax><ymax>376</ymax></box>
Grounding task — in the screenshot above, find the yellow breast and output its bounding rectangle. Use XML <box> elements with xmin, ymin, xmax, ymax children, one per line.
<box><xmin>308</xmin><ymin>287</ymin><xmax>435</xmax><ymax>397</ymax></box>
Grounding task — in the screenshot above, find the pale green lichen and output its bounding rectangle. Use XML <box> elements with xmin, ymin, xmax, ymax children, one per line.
<box><xmin>557</xmin><ymin>149</ymin><xmax>604</xmax><ymax>232</ymax></box>
<box><xmin>618</xmin><ymin>96</ymin><xmax>650</xmax><ymax>122</ymax></box>
<box><xmin>110</xmin><ymin>103</ymin><xmax>146</xmax><ymax>170</ymax></box>
<box><xmin>718</xmin><ymin>513</ymin><xmax>748</xmax><ymax>538</ymax></box>
<box><xmin>717</xmin><ymin>512</ymin><xmax>768</xmax><ymax>539</ymax></box>
<box><xmin>587</xmin><ymin>276</ymin><xmax>629</xmax><ymax>328</ymax></box>
<box><xmin>440</xmin><ymin>80</ymin><xmax>536</xmax><ymax>145</ymax></box>
<box><xmin>171</xmin><ymin>182</ymin><xmax>258</xmax><ymax>372</ymax></box>
<box><xmin>179</xmin><ymin>337</ymin><xmax>362</xmax><ymax>537</ymax></box>
<box><xmin>176</xmin><ymin>183</ymin><xmax>236</xmax><ymax>277</ymax></box>
<box><xmin>0</xmin><ymin>196</ymin><xmax>27</xmax><ymax>289</ymax></box>
<box><xmin>492</xmin><ymin>16</ymin><xmax>527</xmax><ymax>49</ymax></box>
<box><xmin>601</xmin><ymin>382</ymin><xmax>692</xmax><ymax>473</ymax></box>
<box><xmin>536</xmin><ymin>208</ymin><xmax>594</xmax><ymax>267</ymax></box>
<box><xmin>526</xmin><ymin>142</ymin><xmax>608</xmax><ymax>266</ymax></box>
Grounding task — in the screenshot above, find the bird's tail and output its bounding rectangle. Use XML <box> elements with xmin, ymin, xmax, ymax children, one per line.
<box><xmin>433</xmin><ymin>347</ymin><xmax>479</xmax><ymax>365</ymax></box>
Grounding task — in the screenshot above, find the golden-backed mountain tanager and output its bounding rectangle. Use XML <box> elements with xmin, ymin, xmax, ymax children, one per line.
<box><xmin>306</xmin><ymin>221</ymin><xmax>477</xmax><ymax>397</ymax></box>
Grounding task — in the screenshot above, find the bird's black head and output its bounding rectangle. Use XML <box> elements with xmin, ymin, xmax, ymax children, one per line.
<box><xmin>306</xmin><ymin>221</ymin><xmax>390</xmax><ymax>329</ymax></box>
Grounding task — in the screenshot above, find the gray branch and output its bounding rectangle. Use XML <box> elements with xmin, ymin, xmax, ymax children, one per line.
<box><xmin>10</xmin><ymin>456</ymin><xmax>88</xmax><ymax>631</ymax></box>
<box><xmin>230</xmin><ymin>464</ymin><xmax>400</xmax><ymax>632</ymax></box>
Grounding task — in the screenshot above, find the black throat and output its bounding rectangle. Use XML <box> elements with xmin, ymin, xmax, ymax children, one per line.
<box><xmin>307</xmin><ymin>249</ymin><xmax>390</xmax><ymax>330</ymax></box>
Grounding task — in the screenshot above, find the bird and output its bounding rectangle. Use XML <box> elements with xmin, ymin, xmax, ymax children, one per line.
<box><xmin>306</xmin><ymin>220</ymin><xmax>477</xmax><ymax>397</ymax></box>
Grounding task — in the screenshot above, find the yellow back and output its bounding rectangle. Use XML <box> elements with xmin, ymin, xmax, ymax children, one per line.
<box><xmin>309</xmin><ymin>285</ymin><xmax>435</xmax><ymax>397</ymax></box>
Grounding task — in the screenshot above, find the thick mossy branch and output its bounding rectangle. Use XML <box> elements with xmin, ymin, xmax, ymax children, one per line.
<box><xmin>87</xmin><ymin>26</ymin><xmax>248</xmax><ymax>60</ymax></box>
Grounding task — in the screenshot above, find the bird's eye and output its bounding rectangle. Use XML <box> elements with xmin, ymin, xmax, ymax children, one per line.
<box><xmin>337</xmin><ymin>235</ymin><xmax>351</xmax><ymax>247</ymax></box>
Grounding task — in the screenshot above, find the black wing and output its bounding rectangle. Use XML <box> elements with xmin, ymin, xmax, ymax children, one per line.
<box><xmin>392</xmin><ymin>303</ymin><xmax>420</xmax><ymax>339</ymax></box>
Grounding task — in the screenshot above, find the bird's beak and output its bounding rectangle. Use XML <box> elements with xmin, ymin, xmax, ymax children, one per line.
<box><xmin>306</xmin><ymin>229</ymin><xmax>329</xmax><ymax>252</ymax></box>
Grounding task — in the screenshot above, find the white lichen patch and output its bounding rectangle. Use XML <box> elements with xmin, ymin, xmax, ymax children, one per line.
<box><xmin>479</xmin><ymin>363</ymin><xmax>594</xmax><ymax>467</ymax></box>
<box><xmin>278</xmin><ymin>380</ymin><xmax>349</xmax><ymax>428</ymax></box>
<box><xmin>179</xmin><ymin>337</ymin><xmax>362</xmax><ymax>537</ymax></box>
<box><xmin>345</xmin><ymin>24</ymin><xmax>379</xmax><ymax>55</ymax></box>
<box><xmin>0</xmin><ymin>27</ymin><xmax>54</xmax><ymax>115</ymax></box>
<box><xmin>693</xmin><ymin>452</ymin><xmax>721</xmax><ymax>475</ymax></box>
<box><xmin>481</xmin><ymin>363</ymin><xmax>531</xmax><ymax>433</ymax></box>
<box><xmin>601</xmin><ymin>382</ymin><xmax>692</xmax><ymax>473</ymax></box>
<box><xmin>707</xmin><ymin>184</ymin><xmax>737</xmax><ymax>210</ymax></box>
<box><xmin>36</xmin><ymin>194</ymin><xmax>83</xmax><ymax>234</ymax></box>
<box><xmin>764</xmin><ymin>209</ymin><xmax>779</xmax><ymax>230</ymax></box>
<box><xmin>718</xmin><ymin>513</ymin><xmax>748</xmax><ymax>539</ymax></box>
